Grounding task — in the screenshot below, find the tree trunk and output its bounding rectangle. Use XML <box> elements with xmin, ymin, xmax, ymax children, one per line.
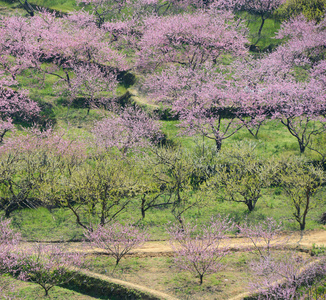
<box><xmin>115</xmin><ymin>257</ymin><xmax>121</xmax><ymax>266</ymax></box>
<box><xmin>215</xmin><ymin>138</ymin><xmax>222</xmax><ymax>152</ymax></box>
<box><xmin>141</xmin><ymin>196</ymin><xmax>146</xmax><ymax>219</ymax></box>
<box><xmin>176</xmin><ymin>214</ymin><xmax>184</xmax><ymax>228</ymax></box>
<box><xmin>299</xmin><ymin>142</ymin><xmax>305</xmax><ymax>154</ymax></box>
<box><xmin>246</xmin><ymin>200</ymin><xmax>255</xmax><ymax>212</ymax></box>
<box><xmin>257</xmin><ymin>17</ymin><xmax>265</xmax><ymax>39</ymax></box>
<box><xmin>254</xmin><ymin>15</ymin><xmax>265</xmax><ymax>46</ymax></box>
<box><xmin>300</xmin><ymin>187</ymin><xmax>310</xmax><ymax>231</ymax></box>
<box><xmin>5</xmin><ymin>208</ymin><xmax>10</xmax><ymax>218</ymax></box>
<box><xmin>100</xmin><ymin>200</ymin><xmax>106</xmax><ymax>227</ymax></box>
<box><xmin>0</xmin><ymin>129</ymin><xmax>8</xmax><ymax>144</ymax></box>
<box><xmin>300</xmin><ymin>222</ymin><xmax>305</xmax><ymax>231</ymax></box>
<box><xmin>4</xmin><ymin>203</ymin><xmax>18</xmax><ymax>218</ymax></box>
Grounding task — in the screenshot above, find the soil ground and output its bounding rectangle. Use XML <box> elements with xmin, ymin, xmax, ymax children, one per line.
<box><xmin>38</xmin><ymin>228</ymin><xmax>325</xmax><ymax>257</ymax></box>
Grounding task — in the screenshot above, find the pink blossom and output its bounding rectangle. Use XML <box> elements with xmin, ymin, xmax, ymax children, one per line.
<box><xmin>85</xmin><ymin>221</ymin><xmax>150</xmax><ymax>266</ymax></box>
<box><xmin>20</xmin><ymin>243</ymin><xmax>86</xmax><ymax>296</ymax></box>
<box><xmin>167</xmin><ymin>217</ymin><xmax>234</xmax><ymax>284</ymax></box>
<box><xmin>138</xmin><ymin>10</ymin><xmax>248</xmax><ymax>70</ymax></box>
<box><xmin>92</xmin><ymin>105</ymin><xmax>163</xmax><ymax>154</ymax></box>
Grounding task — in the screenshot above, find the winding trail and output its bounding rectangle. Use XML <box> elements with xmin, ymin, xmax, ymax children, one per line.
<box><xmin>79</xmin><ymin>269</ymin><xmax>179</xmax><ymax>300</ymax></box>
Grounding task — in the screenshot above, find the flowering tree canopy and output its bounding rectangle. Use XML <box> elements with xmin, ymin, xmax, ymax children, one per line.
<box><xmin>92</xmin><ymin>105</ymin><xmax>162</xmax><ymax>154</ymax></box>
<box><xmin>138</xmin><ymin>10</ymin><xmax>248</xmax><ymax>71</ymax></box>
<box><xmin>85</xmin><ymin>221</ymin><xmax>150</xmax><ymax>265</ymax></box>
<box><xmin>167</xmin><ymin>217</ymin><xmax>234</xmax><ymax>284</ymax></box>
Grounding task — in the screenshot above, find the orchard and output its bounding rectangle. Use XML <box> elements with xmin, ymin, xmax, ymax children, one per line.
<box><xmin>0</xmin><ymin>0</ymin><xmax>326</xmax><ymax>298</ymax></box>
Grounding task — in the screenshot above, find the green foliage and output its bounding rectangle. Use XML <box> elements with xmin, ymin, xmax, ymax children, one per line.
<box><xmin>277</xmin><ymin>0</ymin><xmax>326</xmax><ymax>22</ymax></box>
<box><xmin>307</xmin><ymin>133</ymin><xmax>326</xmax><ymax>165</ymax></box>
<box><xmin>0</xmin><ymin>148</ymin><xmax>46</xmax><ymax>217</ymax></box>
<box><xmin>51</xmin><ymin>151</ymin><xmax>139</xmax><ymax>230</ymax></box>
<box><xmin>311</xmin><ymin>244</ymin><xmax>326</xmax><ymax>256</ymax></box>
<box><xmin>209</xmin><ymin>142</ymin><xmax>277</xmax><ymax>212</ymax></box>
<box><xmin>141</xmin><ymin>146</ymin><xmax>207</xmax><ymax>223</ymax></box>
<box><xmin>277</xmin><ymin>156</ymin><xmax>325</xmax><ymax>230</ymax></box>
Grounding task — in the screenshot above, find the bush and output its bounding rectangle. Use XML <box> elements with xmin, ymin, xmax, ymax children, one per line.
<box><xmin>277</xmin><ymin>0</ymin><xmax>326</xmax><ymax>22</ymax></box>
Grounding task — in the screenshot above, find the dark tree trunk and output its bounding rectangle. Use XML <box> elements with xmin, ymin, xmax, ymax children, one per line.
<box><xmin>300</xmin><ymin>187</ymin><xmax>310</xmax><ymax>231</ymax></box>
<box><xmin>257</xmin><ymin>17</ymin><xmax>265</xmax><ymax>40</ymax></box>
<box><xmin>115</xmin><ymin>257</ymin><xmax>121</xmax><ymax>266</ymax></box>
<box><xmin>176</xmin><ymin>214</ymin><xmax>184</xmax><ymax>228</ymax></box>
<box><xmin>246</xmin><ymin>200</ymin><xmax>255</xmax><ymax>212</ymax></box>
<box><xmin>300</xmin><ymin>222</ymin><xmax>305</xmax><ymax>231</ymax></box>
<box><xmin>299</xmin><ymin>142</ymin><xmax>305</xmax><ymax>154</ymax></box>
<box><xmin>141</xmin><ymin>196</ymin><xmax>146</xmax><ymax>219</ymax></box>
<box><xmin>4</xmin><ymin>202</ymin><xmax>19</xmax><ymax>218</ymax></box>
<box><xmin>215</xmin><ymin>138</ymin><xmax>222</xmax><ymax>152</ymax></box>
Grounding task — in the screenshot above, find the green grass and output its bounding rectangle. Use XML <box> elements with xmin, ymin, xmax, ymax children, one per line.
<box><xmin>159</xmin><ymin>118</ymin><xmax>316</xmax><ymax>158</ymax></box>
<box><xmin>0</xmin><ymin>0</ymin><xmax>27</xmax><ymax>16</ymax></box>
<box><xmin>27</xmin><ymin>0</ymin><xmax>78</xmax><ymax>13</ymax></box>
<box><xmin>239</xmin><ymin>12</ymin><xmax>283</xmax><ymax>51</ymax></box>
<box><xmin>311</xmin><ymin>244</ymin><xmax>326</xmax><ymax>256</ymax></box>
<box><xmin>11</xmin><ymin>207</ymin><xmax>84</xmax><ymax>241</ymax></box>
<box><xmin>1</xmin><ymin>275</ymin><xmax>103</xmax><ymax>299</ymax></box>
<box><xmin>54</xmin><ymin>105</ymin><xmax>105</xmax><ymax>130</ymax></box>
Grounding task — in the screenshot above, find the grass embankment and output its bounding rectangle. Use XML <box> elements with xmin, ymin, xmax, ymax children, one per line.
<box><xmin>2</xmin><ymin>277</ymin><xmax>102</xmax><ymax>299</ymax></box>
<box><xmin>2</xmin><ymin>269</ymin><xmax>162</xmax><ymax>299</ymax></box>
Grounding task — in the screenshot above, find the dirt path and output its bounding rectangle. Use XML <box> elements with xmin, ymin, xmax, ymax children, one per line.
<box><xmin>138</xmin><ymin>229</ymin><xmax>326</xmax><ymax>253</ymax></box>
<box><xmin>79</xmin><ymin>269</ymin><xmax>179</xmax><ymax>300</ymax></box>
<box><xmin>42</xmin><ymin>229</ymin><xmax>325</xmax><ymax>257</ymax></box>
